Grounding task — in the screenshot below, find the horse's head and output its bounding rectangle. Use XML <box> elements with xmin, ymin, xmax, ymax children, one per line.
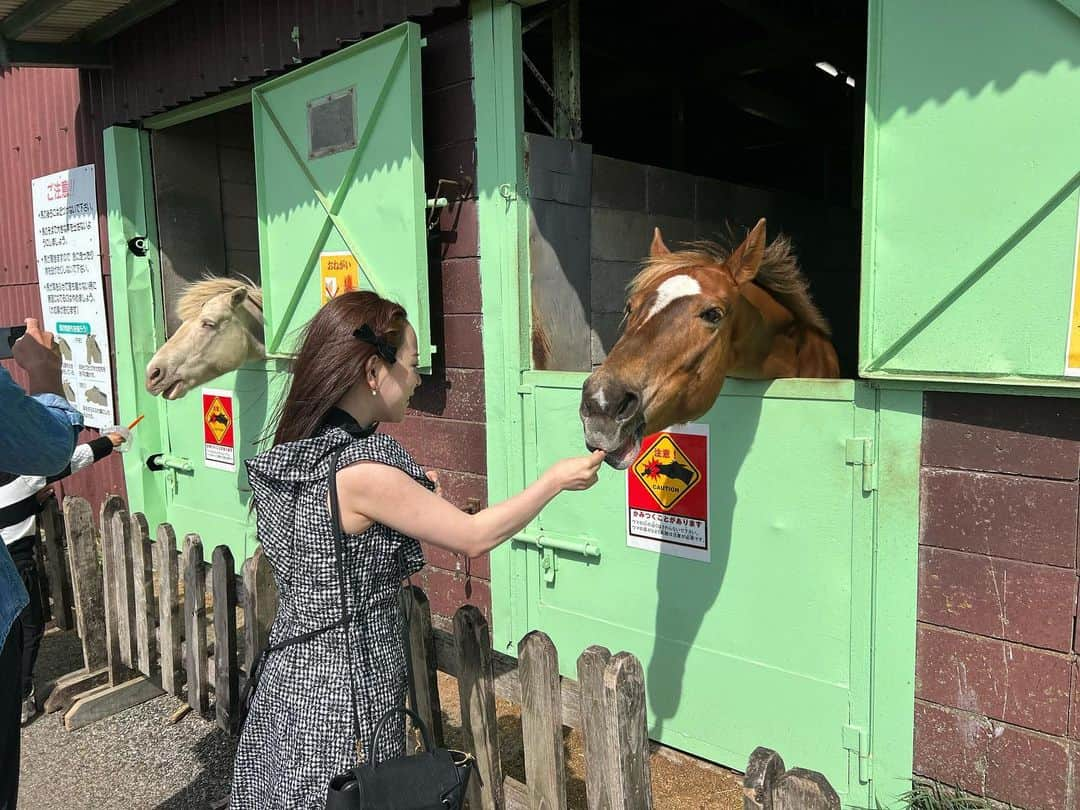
<box><xmin>146</xmin><ymin>277</ymin><xmax>265</xmax><ymax>399</ymax></box>
<box><xmin>580</xmin><ymin>220</ymin><xmax>767</xmax><ymax>469</ymax></box>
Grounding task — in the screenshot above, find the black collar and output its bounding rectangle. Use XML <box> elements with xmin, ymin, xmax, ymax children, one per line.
<box><xmin>322</xmin><ymin>406</ymin><xmax>378</xmax><ymax>439</ymax></box>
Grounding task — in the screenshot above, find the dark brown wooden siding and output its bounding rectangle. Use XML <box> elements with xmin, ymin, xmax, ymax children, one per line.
<box><xmin>916</xmin><ymin>392</ymin><xmax>1080</xmax><ymax>808</ymax></box>
<box><xmin>382</xmin><ymin>11</ymin><xmax>491</xmax><ymax>622</ymax></box>
<box><xmin>85</xmin><ymin>0</ymin><xmax>463</xmax><ymax>128</ymax></box>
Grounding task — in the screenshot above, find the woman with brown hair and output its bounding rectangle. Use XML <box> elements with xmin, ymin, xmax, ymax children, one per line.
<box><xmin>229</xmin><ymin>291</ymin><xmax>604</xmax><ymax>810</ymax></box>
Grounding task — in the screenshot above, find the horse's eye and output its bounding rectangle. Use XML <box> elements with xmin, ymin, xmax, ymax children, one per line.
<box><xmin>700</xmin><ymin>308</ymin><xmax>724</xmax><ymax>324</ymax></box>
<box><xmin>201</xmin><ymin>320</ymin><xmax>216</xmax><ymax>330</ymax></box>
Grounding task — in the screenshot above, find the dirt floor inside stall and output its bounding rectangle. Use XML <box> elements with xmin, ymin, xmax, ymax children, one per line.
<box><xmin>20</xmin><ymin>629</ymin><xmax>742</xmax><ymax>809</ymax></box>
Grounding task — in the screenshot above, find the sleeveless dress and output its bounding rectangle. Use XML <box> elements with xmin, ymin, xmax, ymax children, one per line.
<box><xmin>229</xmin><ymin>416</ymin><xmax>434</xmax><ymax>810</ymax></box>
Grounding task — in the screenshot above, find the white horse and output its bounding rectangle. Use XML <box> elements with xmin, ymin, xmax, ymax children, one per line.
<box><xmin>145</xmin><ymin>276</ymin><xmax>265</xmax><ymax>399</ymax></box>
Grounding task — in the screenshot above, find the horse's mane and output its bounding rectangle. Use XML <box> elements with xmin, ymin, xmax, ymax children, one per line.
<box><xmin>176</xmin><ymin>275</ymin><xmax>263</xmax><ymax>321</ymax></box>
<box><xmin>629</xmin><ymin>226</ymin><xmax>831</xmax><ymax>336</ymax></box>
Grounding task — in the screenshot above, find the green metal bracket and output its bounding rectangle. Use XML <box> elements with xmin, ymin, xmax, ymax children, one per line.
<box><xmin>845</xmin><ymin>437</ymin><xmax>877</xmax><ymax>494</ymax></box>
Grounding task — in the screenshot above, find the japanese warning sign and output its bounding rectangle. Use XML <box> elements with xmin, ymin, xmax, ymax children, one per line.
<box><xmin>320</xmin><ymin>251</ymin><xmax>360</xmax><ymax>304</ymax></box>
<box><xmin>202</xmin><ymin>388</ymin><xmax>235</xmax><ymax>472</ymax></box>
<box><xmin>627</xmin><ymin>423</ymin><xmax>710</xmax><ymax>562</ymax></box>
<box><xmin>31</xmin><ymin>165</ymin><xmax>116</xmax><ymax>428</ymax></box>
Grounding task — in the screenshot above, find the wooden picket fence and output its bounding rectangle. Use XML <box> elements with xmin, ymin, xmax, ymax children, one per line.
<box><xmin>31</xmin><ymin>493</ymin><xmax>841</xmax><ymax>810</ymax></box>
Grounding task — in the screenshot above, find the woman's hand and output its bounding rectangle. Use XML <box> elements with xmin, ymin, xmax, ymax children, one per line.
<box><xmin>107</xmin><ymin>432</ymin><xmax>126</xmax><ymax>447</ymax></box>
<box><xmin>544</xmin><ymin>450</ymin><xmax>606</xmax><ymax>492</ymax></box>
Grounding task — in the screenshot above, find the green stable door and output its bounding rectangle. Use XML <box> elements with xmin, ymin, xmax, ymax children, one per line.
<box><xmin>497</xmin><ymin>376</ymin><xmax>878</xmax><ymax>806</ymax></box>
<box><xmin>105</xmin><ymin>22</ymin><xmax>430</xmax><ymax>563</ymax></box>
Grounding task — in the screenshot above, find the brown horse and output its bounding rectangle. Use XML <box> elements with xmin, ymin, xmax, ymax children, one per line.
<box><xmin>580</xmin><ymin>219</ymin><xmax>839</xmax><ymax>468</ymax></box>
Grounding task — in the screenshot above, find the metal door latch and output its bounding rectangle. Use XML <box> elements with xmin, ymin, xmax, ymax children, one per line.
<box><xmin>128</xmin><ymin>236</ymin><xmax>148</xmax><ymax>257</ymax></box>
<box><xmin>513</xmin><ymin>531</ymin><xmax>601</xmax><ymax>586</ymax></box>
<box><xmin>146</xmin><ymin>453</ymin><xmax>194</xmax><ymax>473</ymax></box>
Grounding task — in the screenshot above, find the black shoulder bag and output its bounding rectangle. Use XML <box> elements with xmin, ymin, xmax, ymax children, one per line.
<box><xmin>319</xmin><ymin>448</ymin><xmax>475</xmax><ymax>810</ymax></box>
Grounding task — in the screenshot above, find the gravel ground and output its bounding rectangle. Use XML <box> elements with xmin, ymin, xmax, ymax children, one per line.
<box><xmin>19</xmin><ymin>628</ymin><xmax>235</xmax><ymax>810</ymax></box>
<box><xmin>19</xmin><ymin>629</ymin><xmax>742</xmax><ymax>809</ymax></box>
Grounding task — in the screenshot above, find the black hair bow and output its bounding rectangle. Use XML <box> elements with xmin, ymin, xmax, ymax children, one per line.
<box><xmin>353</xmin><ymin>324</ymin><xmax>398</xmax><ymax>364</ymax></box>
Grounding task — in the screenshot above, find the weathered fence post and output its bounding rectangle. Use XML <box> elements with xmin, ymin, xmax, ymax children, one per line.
<box><xmin>184</xmin><ymin>533</ymin><xmax>209</xmax><ymax>715</ymax></box>
<box><xmin>454</xmin><ymin>605</ymin><xmax>504</xmax><ymax>810</ymax></box>
<box><xmin>154</xmin><ymin>523</ymin><xmax>184</xmax><ymax>696</ymax></box>
<box><xmin>403</xmin><ymin>585</ymin><xmax>443</xmax><ymax>750</ymax></box>
<box><xmin>577</xmin><ymin>645</ymin><xmax>614</xmax><ymax>810</ymax></box>
<box><xmin>519</xmin><ymin>630</ymin><xmax>568</xmax><ymax>810</ymax></box>
<box><xmin>771</xmin><ymin>769</ymin><xmax>840</xmax><ymax>810</ymax></box>
<box><xmin>39</xmin><ymin>497</ymin><xmax>73</xmax><ymax>631</ymax></box>
<box><xmin>242</xmin><ymin>545</ymin><xmax>275</xmax><ymax>675</ymax></box>
<box><xmin>63</xmin><ymin>500</ymin><xmax>163</xmax><ymax>730</ymax></box>
<box><xmin>65</xmin><ymin>497</ymin><xmax>100</xmax><ymax>652</ymax></box>
<box><xmin>99</xmin><ymin>496</ymin><xmax>127</xmax><ymax>685</ymax></box>
<box><xmin>130</xmin><ymin>513</ymin><xmax>157</xmax><ymax>677</ymax></box>
<box><xmin>43</xmin><ymin>497</ymin><xmax>109</xmax><ymax>713</ymax></box>
<box><xmin>111</xmin><ymin>508</ymin><xmax>138</xmax><ymax>669</ymax></box>
<box><xmin>213</xmin><ymin>545</ymin><xmax>238</xmax><ymax>733</ymax></box>
<box><xmin>602</xmin><ymin>652</ymin><xmax>653</xmax><ymax>810</ymax></box>
<box><xmin>744</xmin><ymin>747</ymin><xmax>786</xmax><ymax>810</ymax></box>
<box><xmin>743</xmin><ymin>747</ymin><xmax>840</xmax><ymax>810</ymax></box>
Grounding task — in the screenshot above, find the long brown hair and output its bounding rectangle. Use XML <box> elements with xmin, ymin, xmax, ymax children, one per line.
<box><xmin>272</xmin><ymin>291</ymin><xmax>407</xmax><ymax>446</ymax></box>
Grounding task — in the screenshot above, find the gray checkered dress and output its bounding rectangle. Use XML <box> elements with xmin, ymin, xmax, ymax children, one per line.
<box><xmin>229</xmin><ymin>422</ymin><xmax>431</xmax><ymax>810</ymax></box>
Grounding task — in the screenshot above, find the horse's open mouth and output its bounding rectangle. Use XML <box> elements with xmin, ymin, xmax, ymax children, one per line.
<box><xmin>161</xmin><ymin>380</ymin><xmax>187</xmax><ymax>400</ymax></box>
<box><xmin>587</xmin><ymin>424</ymin><xmax>644</xmax><ymax>471</ymax></box>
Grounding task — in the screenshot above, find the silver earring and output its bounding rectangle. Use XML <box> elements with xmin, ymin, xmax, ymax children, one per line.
<box><xmin>371</xmin><ymin>388</ymin><xmax>377</xmax><ymax>397</ymax></box>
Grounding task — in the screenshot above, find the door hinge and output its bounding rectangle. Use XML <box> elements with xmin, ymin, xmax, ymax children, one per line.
<box><xmin>843</xmin><ymin>724</ymin><xmax>871</xmax><ymax>784</ymax></box>
<box><xmin>845</xmin><ymin>437</ymin><xmax>877</xmax><ymax>493</ymax></box>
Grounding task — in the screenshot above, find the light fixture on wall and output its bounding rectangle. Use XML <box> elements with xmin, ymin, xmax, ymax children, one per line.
<box><xmin>816</xmin><ymin>61</ymin><xmax>857</xmax><ymax>89</ymax></box>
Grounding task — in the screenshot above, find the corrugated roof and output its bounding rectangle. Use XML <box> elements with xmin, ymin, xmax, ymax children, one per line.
<box><xmin>0</xmin><ymin>0</ymin><xmax>172</xmax><ymax>62</ymax></box>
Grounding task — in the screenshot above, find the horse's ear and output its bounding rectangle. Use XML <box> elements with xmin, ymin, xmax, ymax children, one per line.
<box><xmin>228</xmin><ymin>286</ymin><xmax>249</xmax><ymax>310</ymax></box>
<box><xmin>728</xmin><ymin>218</ymin><xmax>766</xmax><ymax>286</ymax></box>
<box><xmin>650</xmin><ymin>227</ymin><xmax>671</xmax><ymax>257</ymax></box>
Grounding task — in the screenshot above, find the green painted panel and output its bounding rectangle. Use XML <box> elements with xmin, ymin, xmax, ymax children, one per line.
<box><xmin>155</xmin><ymin>361</ymin><xmax>290</xmax><ymax>563</ymax></box>
<box><xmin>104</xmin><ymin>126</ymin><xmax>170</xmax><ymax>533</ymax></box>
<box><xmin>520</xmin><ymin>378</ymin><xmax>870</xmax><ymax>806</ymax></box>
<box><xmin>471</xmin><ymin>0</ymin><xmax>532</xmax><ymax>651</ymax></box>
<box><xmin>862</xmin><ymin>0</ymin><xmax>1080</xmax><ymax>383</ymax></box>
<box><xmin>252</xmin><ymin>22</ymin><xmax>431</xmax><ymax>368</ymax></box>
<box><xmin>867</xmin><ymin>386</ymin><xmax>923</xmax><ymax>809</ymax></box>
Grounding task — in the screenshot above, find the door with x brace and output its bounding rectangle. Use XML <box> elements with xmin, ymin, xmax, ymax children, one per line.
<box><xmin>252</xmin><ymin>21</ymin><xmax>432</xmax><ymax>368</ymax></box>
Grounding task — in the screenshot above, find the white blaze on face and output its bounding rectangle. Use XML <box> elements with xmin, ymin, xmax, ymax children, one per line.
<box><xmin>644</xmin><ymin>275</ymin><xmax>701</xmax><ymax>323</ymax></box>
<box><xmin>592</xmin><ymin>388</ymin><xmax>607</xmax><ymax>410</ymax></box>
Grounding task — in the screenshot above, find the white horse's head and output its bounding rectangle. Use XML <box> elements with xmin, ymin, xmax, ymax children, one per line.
<box><xmin>146</xmin><ymin>276</ymin><xmax>265</xmax><ymax>399</ymax></box>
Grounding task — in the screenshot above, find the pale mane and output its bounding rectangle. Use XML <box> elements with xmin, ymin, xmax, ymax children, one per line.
<box><xmin>629</xmin><ymin>230</ymin><xmax>831</xmax><ymax>336</ymax></box>
<box><xmin>176</xmin><ymin>275</ymin><xmax>263</xmax><ymax>321</ymax></box>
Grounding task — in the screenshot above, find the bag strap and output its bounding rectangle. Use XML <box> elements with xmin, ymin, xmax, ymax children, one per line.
<box><xmin>327</xmin><ymin>446</ymin><xmax>366</xmax><ymax>745</ymax></box>
<box><xmin>366</xmin><ymin>706</ymin><xmax>435</xmax><ymax>764</ymax></box>
<box><xmin>398</xmin><ymin>550</ymin><xmax>420</xmax><ymax>743</ymax></box>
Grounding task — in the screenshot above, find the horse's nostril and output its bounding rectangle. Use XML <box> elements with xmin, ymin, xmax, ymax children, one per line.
<box><xmin>616</xmin><ymin>391</ymin><xmax>640</xmax><ymax>422</ymax></box>
<box><xmin>147</xmin><ymin>366</ymin><xmax>162</xmax><ymax>383</ymax></box>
